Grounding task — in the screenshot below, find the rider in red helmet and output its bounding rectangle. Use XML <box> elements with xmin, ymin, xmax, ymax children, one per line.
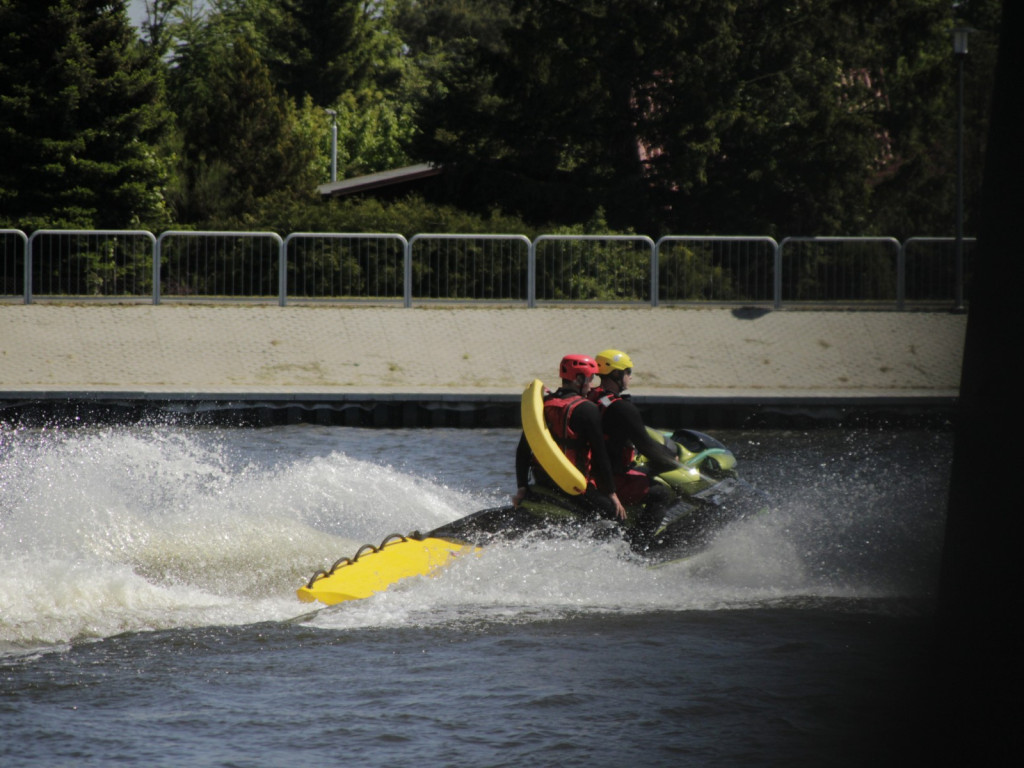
<box><xmin>513</xmin><ymin>354</ymin><xmax>625</xmax><ymax>522</ymax></box>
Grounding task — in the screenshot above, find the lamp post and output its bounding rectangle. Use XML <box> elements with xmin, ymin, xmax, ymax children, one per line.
<box><xmin>325</xmin><ymin>109</ymin><xmax>338</xmax><ymax>183</ymax></box>
<box><xmin>952</xmin><ymin>27</ymin><xmax>970</xmax><ymax>313</ymax></box>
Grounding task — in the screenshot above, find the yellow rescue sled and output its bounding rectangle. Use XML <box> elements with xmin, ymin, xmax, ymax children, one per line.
<box><xmin>297</xmin><ymin>533</ymin><xmax>476</xmax><ymax>605</ymax></box>
<box><xmin>296</xmin><ymin>379</ymin><xmax>564</xmax><ymax>607</ymax></box>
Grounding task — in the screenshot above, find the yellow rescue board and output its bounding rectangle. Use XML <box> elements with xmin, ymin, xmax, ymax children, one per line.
<box><xmin>521</xmin><ymin>378</ymin><xmax>587</xmax><ymax>495</ymax></box>
<box><xmin>297</xmin><ymin>536</ymin><xmax>475</xmax><ymax>606</ymax></box>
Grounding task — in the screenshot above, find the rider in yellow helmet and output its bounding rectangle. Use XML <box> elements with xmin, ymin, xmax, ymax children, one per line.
<box><xmin>595</xmin><ymin>349</ymin><xmax>634</xmax><ymax>377</ymax></box>
<box><xmin>590</xmin><ymin>349</ymin><xmax>681</xmax><ymax>550</ymax></box>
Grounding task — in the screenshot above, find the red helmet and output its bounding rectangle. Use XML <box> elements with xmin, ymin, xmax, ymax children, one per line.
<box><xmin>559</xmin><ymin>354</ymin><xmax>599</xmax><ymax>380</ymax></box>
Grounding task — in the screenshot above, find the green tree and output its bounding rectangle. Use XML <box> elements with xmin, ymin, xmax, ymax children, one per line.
<box><xmin>0</xmin><ymin>0</ymin><xmax>171</xmax><ymax>230</ymax></box>
<box><xmin>139</xmin><ymin>0</ymin><xmax>185</xmax><ymax>58</ymax></box>
<box><xmin>392</xmin><ymin>0</ymin><xmax>514</xmax><ymax>198</ymax></box>
<box><xmin>870</xmin><ymin>0</ymin><xmax>1001</xmax><ymax>238</ymax></box>
<box><xmin>399</xmin><ymin>0</ymin><xmax>999</xmax><ymax>238</ymax></box>
<box><xmin>261</xmin><ymin>0</ymin><xmax>398</xmax><ymax>106</ymax></box>
<box><xmin>160</xmin><ymin>0</ymin><xmax>415</xmax><ymax>198</ymax></box>
<box><xmin>165</xmin><ymin>5</ymin><xmax>323</xmax><ymax>226</ymax></box>
<box><xmin>260</xmin><ymin>0</ymin><xmax>416</xmax><ymax>177</ymax></box>
<box><xmin>646</xmin><ymin>1</ymin><xmax>888</xmax><ymax>236</ymax></box>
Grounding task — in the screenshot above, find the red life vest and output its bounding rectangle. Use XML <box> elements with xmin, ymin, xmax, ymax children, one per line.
<box><xmin>541</xmin><ymin>390</ymin><xmax>592</xmax><ymax>480</ymax></box>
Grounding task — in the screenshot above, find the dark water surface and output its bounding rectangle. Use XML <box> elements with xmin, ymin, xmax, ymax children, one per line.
<box><xmin>2</xmin><ymin>425</ymin><xmax>951</xmax><ymax>766</ymax></box>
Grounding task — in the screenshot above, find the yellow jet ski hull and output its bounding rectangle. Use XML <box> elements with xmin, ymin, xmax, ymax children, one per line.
<box><xmin>297</xmin><ymin>534</ymin><xmax>476</xmax><ymax>605</ymax></box>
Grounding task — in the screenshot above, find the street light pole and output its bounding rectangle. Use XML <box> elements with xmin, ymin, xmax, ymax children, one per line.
<box><xmin>953</xmin><ymin>27</ymin><xmax>970</xmax><ymax>313</ymax></box>
<box><xmin>325</xmin><ymin>109</ymin><xmax>338</xmax><ymax>184</ymax></box>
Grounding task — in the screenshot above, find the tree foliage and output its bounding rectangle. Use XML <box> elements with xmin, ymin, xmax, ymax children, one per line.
<box><xmin>1</xmin><ymin>0</ymin><xmax>1003</xmax><ymax>241</ymax></box>
<box><xmin>402</xmin><ymin>0</ymin><xmax>1001</xmax><ymax>238</ymax></box>
<box><xmin>261</xmin><ymin>0</ymin><xmax>399</xmax><ymax>106</ymax></box>
<box><xmin>0</xmin><ymin>0</ymin><xmax>171</xmax><ymax>230</ymax></box>
<box><xmin>161</xmin><ymin>1</ymin><xmax>328</xmax><ymax>225</ymax></box>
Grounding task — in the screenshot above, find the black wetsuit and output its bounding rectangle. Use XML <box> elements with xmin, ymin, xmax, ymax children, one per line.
<box><xmin>596</xmin><ymin>391</ymin><xmax>680</xmax><ymax>474</ymax></box>
<box><xmin>515</xmin><ymin>387</ymin><xmax>619</xmax><ymax>520</ymax></box>
<box><xmin>593</xmin><ymin>389</ymin><xmax>681</xmax><ymax>548</ymax></box>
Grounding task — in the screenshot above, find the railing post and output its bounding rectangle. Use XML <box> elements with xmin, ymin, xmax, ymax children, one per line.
<box><xmin>0</xmin><ymin>229</ymin><xmax>29</xmax><ymax>303</ymax></box>
<box><xmin>403</xmin><ymin>237</ymin><xmax>412</xmax><ymax>308</ymax></box>
<box><xmin>897</xmin><ymin>240</ymin><xmax>907</xmax><ymax>311</ymax></box>
<box><xmin>152</xmin><ymin>233</ymin><xmax>161</xmax><ymax>304</ymax></box>
<box><xmin>528</xmin><ymin>238</ymin><xmax>537</xmax><ymax>308</ymax></box>
<box><xmin>279</xmin><ymin>236</ymin><xmax>289</xmax><ymax>306</ymax></box>
<box><xmin>25</xmin><ymin>231</ymin><xmax>36</xmax><ymax>304</ymax></box>
<box><xmin>774</xmin><ymin>238</ymin><xmax>786</xmax><ymax>309</ymax></box>
<box><xmin>649</xmin><ymin>238</ymin><xmax>659</xmax><ymax>307</ymax></box>
<box><xmin>6</xmin><ymin>230</ymin><xmax>28</xmax><ymax>304</ymax></box>
<box><xmin>155</xmin><ymin>232</ymin><xmax>167</xmax><ymax>305</ymax></box>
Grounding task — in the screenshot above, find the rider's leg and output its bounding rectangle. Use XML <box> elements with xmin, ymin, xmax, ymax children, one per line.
<box><xmin>626</xmin><ymin>482</ymin><xmax>675</xmax><ymax>552</ymax></box>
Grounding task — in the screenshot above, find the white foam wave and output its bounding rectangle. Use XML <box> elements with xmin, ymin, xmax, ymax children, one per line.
<box><xmin>304</xmin><ymin>514</ymin><xmax>870</xmax><ymax>633</ymax></box>
<box><xmin>2</xmin><ymin>425</ymin><xmax>932</xmax><ymax>648</ymax></box>
<box><xmin>0</xmin><ymin>427</ymin><xmax>485</xmax><ymax>648</ymax></box>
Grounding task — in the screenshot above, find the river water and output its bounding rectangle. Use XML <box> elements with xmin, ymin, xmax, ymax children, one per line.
<box><xmin>1</xmin><ymin>424</ymin><xmax>951</xmax><ymax>766</ymax></box>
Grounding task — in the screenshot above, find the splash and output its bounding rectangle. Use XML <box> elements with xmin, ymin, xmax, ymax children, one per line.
<box><xmin>1</xmin><ymin>425</ymin><xmax>946</xmax><ymax>650</ymax></box>
<box><xmin>0</xmin><ymin>425</ymin><xmax>483</xmax><ymax>651</ymax></box>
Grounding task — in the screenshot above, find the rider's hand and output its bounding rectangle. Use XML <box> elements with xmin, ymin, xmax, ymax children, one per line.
<box><xmin>512</xmin><ymin>486</ymin><xmax>528</xmax><ymax>507</ymax></box>
<box><xmin>610</xmin><ymin>492</ymin><xmax>627</xmax><ymax>521</ymax></box>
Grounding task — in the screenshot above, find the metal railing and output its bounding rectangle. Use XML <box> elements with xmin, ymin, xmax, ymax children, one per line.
<box><xmin>902</xmin><ymin>236</ymin><xmax>977</xmax><ymax>310</ymax></box>
<box><xmin>656</xmin><ymin>236</ymin><xmax>777</xmax><ymax>305</ymax></box>
<box><xmin>410</xmin><ymin>234</ymin><xmax>531</xmax><ymax>306</ymax></box>
<box><xmin>1</xmin><ymin>229</ymin><xmax>28</xmax><ymax>299</ymax></box>
<box><xmin>0</xmin><ymin>228</ymin><xmax>975</xmax><ymax>309</ymax></box>
<box><xmin>777</xmin><ymin>236</ymin><xmax>903</xmax><ymax>308</ymax></box>
<box><xmin>283</xmin><ymin>233</ymin><xmax>407</xmax><ymax>306</ymax></box>
<box><xmin>20</xmin><ymin>230</ymin><xmax>157</xmax><ymax>303</ymax></box>
<box><xmin>156</xmin><ymin>231</ymin><xmax>283</xmax><ymax>303</ymax></box>
<box><xmin>531</xmin><ymin>235</ymin><xmax>656</xmax><ymax>306</ymax></box>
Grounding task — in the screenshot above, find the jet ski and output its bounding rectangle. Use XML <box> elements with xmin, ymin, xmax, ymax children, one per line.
<box><xmin>427</xmin><ymin>425</ymin><xmax>767</xmax><ymax>559</ymax></box>
<box><xmin>298</xmin><ymin>380</ymin><xmax>768</xmax><ymax>606</ymax></box>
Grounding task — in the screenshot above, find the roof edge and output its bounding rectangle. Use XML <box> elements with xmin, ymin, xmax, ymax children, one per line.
<box><xmin>317</xmin><ymin>163</ymin><xmax>442</xmax><ymax>197</ymax></box>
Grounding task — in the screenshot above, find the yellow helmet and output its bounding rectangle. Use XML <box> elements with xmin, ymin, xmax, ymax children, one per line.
<box><xmin>595</xmin><ymin>349</ymin><xmax>634</xmax><ymax>375</ymax></box>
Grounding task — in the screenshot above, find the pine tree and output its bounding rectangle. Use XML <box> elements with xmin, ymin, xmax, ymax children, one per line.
<box><xmin>166</xmin><ymin>7</ymin><xmax>323</xmax><ymax>225</ymax></box>
<box><xmin>261</xmin><ymin>0</ymin><xmax>390</xmax><ymax>105</ymax></box>
<box><xmin>0</xmin><ymin>0</ymin><xmax>171</xmax><ymax>229</ymax></box>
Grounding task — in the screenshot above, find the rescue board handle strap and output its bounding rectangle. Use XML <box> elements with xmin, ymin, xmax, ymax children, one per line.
<box><xmin>306</xmin><ymin>532</ymin><xmax>418</xmax><ymax>588</ymax></box>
